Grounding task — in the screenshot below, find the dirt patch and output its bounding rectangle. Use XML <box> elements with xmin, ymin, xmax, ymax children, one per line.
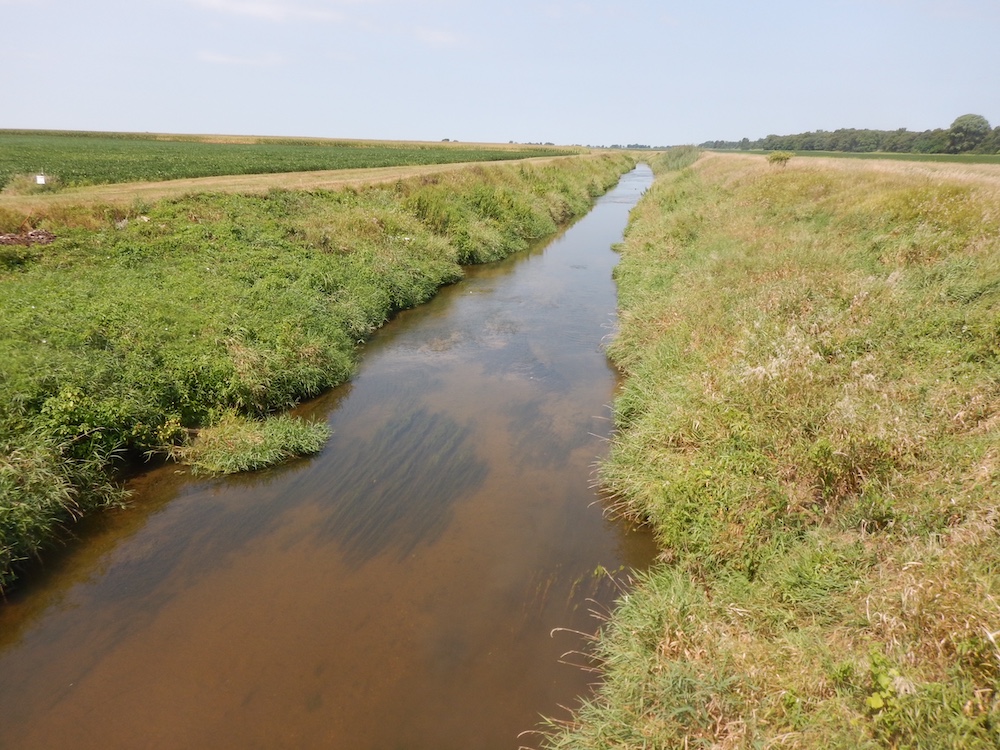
<box><xmin>0</xmin><ymin>229</ymin><xmax>56</xmax><ymax>246</ymax></box>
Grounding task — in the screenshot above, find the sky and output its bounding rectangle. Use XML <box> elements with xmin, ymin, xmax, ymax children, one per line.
<box><xmin>2</xmin><ymin>0</ymin><xmax>998</xmax><ymax>146</ymax></box>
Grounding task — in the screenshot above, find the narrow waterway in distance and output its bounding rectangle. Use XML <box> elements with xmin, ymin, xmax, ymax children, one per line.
<box><xmin>0</xmin><ymin>164</ymin><xmax>656</xmax><ymax>749</ymax></box>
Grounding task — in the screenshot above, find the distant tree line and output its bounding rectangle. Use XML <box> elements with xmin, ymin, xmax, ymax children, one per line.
<box><xmin>701</xmin><ymin>114</ymin><xmax>1000</xmax><ymax>155</ymax></box>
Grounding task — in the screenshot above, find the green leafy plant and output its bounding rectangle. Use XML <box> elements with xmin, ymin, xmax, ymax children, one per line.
<box><xmin>866</xmin><ymin>651</ymin><xmax>905</xmax><ymax>713</ymax></box>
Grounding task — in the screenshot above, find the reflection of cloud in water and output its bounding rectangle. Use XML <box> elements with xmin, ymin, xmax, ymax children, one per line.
<box><xmin>477</xmin><ymin>335</ymin><xmax>570</xmax><ymax>394</ymax></box>
<box><xmin>315</xmin><ymin>408</ymin><xmax>488</xmax><ymax>567</ymax></box>
<box><xmin>505</xmin><ymin>397</ymin><xmax>591</xmax><ymax>470</ymax></box>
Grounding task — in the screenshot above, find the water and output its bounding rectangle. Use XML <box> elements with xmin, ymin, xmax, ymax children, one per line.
<box><xmin>0</xmin><ymin>165</ymin><xmax>656</xmax><ymax>749</ymax></box>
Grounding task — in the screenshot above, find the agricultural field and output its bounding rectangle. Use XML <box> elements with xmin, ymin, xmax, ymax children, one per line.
<box><xmin>545</xmin><ymin>150</ymin><xmax>1000</xmax><ymax>748</ymax></box>
<box><xmin>0</xmin><ymin>130</ymin><xmax>576</xmax><ymax>191</ymax></box>
<box><xmin>0</xmin><ymin>150</ymin><xmax>634</xmax><ymax>590</ymax></box>
<box><xmin>720</xmin><ymin>148</ymin><xmax>1000</xmax><ymax>166</ymax></box>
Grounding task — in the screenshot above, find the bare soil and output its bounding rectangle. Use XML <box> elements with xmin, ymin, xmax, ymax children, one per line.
<box><xmin>0</xmin><ymin>229</ymin><xmax>56</xmax><ymax>245</ymax></box>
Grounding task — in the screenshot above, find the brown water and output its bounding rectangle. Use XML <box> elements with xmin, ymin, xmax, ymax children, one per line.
<box><xmin>0</xmin><ymin>165</ymin><xmax>656</xmax><ymax>750</ymax></box>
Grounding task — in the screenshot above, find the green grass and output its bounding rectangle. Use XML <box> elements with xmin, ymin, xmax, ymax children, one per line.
<box><xmin>544</xmin><ymin>150</ymin><xmax>1000</xmax><ymax>748</ymax></box>
<box><xmin>0</xmin><ymin>152</ymin><xmax>634</xmax><ymax>590</ymax></box>
<box><xmin>168</xmin><ymin>411</ymin><xmax>330</xmax><ymax>474</ymax></box>
<box><xmin>0</xmin><ymin>130</ymin><xmax>576</xmax><ymax>190</ymax></box>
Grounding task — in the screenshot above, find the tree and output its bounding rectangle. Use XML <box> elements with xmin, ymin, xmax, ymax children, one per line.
<box><xmin>947</xmin><ymin>114</ymin><xmax>991</xmax><ymax>153</ymax></box>
<box><xmin>913</xmin><ymin>129</ymin><xmax>949</xmax><ymax>153</ymax></box>
<box><xmin>978</xmin><ymin>127</ymin><xmax>1000</xmax><ymax>155</ymax></box>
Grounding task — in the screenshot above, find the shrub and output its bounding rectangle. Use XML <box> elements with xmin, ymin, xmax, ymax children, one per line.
<box><xmin>767</xmin><ymin>150</ymin><xmax>793</xmax><ymax>167</ymax></box>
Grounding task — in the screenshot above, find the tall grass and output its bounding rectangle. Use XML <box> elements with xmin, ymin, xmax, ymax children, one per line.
<box><xmin>0</xmin><ymin>153</ymin><xmax>635</xmax><ymax>590</ymax></box>
<box><xmin>545</xmin><ymin>150</ymin><xmax>1000</xmax><ymax>747</ymax></box>
<box><xmin>0</xmin><ymin>435</ymin><xmax>126</xmax><ymax>590</ymax></box>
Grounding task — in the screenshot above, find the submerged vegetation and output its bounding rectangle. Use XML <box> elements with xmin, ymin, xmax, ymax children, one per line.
<box><xmin>0</xmin><ymin>151</ymin><xmax>634</xmax><ymax>589</ymax></box>
<box><xmin>546</xmin><ymin>149</ymin><xmax>1000</xmax><ymax>747</ymax></box>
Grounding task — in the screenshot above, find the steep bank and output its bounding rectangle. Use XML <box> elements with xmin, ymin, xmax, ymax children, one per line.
<box><xmin>0</xmin><ymin>153</ymin><xmax>635</xmax><ymax>589</ymax></box>
<box><xmin>547</xmin><ymin>150</ymin><xmax>1000</xmax><ymax>748</ymax></box>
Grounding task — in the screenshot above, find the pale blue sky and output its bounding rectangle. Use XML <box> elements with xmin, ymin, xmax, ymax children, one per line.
<box><xmin>2</xmin><ymin>0</ymin><xmax>997</xmax><ymax>146</ymax></box>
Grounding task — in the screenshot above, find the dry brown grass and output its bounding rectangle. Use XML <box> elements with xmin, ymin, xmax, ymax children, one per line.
<box><xmin>700</xmin><ymin>150</ymin><xmax>1000</xmax><ymax>188</ymax></box>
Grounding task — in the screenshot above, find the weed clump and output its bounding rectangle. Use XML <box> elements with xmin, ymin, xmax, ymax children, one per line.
<box><xmin>0</xmin><ymin>435</ymin><xmax>125</xmax><ymax>590</ymax></box>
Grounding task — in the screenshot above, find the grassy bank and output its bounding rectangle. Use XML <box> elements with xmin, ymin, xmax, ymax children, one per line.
<box><xmin>0</xmin><ymin>152</ymin><xmax>634</xmax><ymax>590</ymax></box>
<box><xmin>545</xmin><ymin>150</ymin><xmax>1000</xmax><ymax>747</ymax></box>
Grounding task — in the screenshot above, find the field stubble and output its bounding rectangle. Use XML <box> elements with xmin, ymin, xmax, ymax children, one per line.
<box><xmin>0</xmin><ymin>158</ymin><xmax>578</xmax><ymax>217</ymax></box>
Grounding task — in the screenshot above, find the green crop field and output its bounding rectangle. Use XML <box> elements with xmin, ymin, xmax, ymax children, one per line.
<box><xmin>0</xmin><ymin>130</ymin><xmax>576</xmax><ymax>190</ymax></box>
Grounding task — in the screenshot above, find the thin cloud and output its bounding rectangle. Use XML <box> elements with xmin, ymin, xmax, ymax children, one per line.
<box><xmin>188</xmin><ymin>0</ymin><xmax>344</xmax><ymax>22</ymax></box>
<box><xmin>198</xmin><ymin>50</ymin><xmax>284</xmax><ymax>66</ymax></box>
<box><xmin>413</xmin><ymin>26</ymin><xmax>461</xmax><ymax>48</ymax></box>
<box><xmin>871</xmin><ymin>0</ymin><xmax>999</xmax><ymax>20</ymax></box>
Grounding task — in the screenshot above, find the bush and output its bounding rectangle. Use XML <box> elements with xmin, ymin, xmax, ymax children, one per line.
<box><xmin>767</xmin><ymin>150</ymin><xmax>793</xmax><ymax>167</ymax></box>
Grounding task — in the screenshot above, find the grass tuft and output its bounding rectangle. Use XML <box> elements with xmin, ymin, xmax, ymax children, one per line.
<box><xmin>0</xmin><ymin>435</ymin><xmax>126</xmax><ymax>589</ymax></box>
<box><xmin>168</xmin><ymin>411</ymin><xmax>330</xmax><ymax>474</ymax></box>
